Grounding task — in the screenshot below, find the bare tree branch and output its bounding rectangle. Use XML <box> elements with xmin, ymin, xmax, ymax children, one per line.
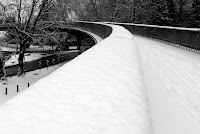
<box><xmin>24</xmin><ymin>0</ymin><xmax>36</xmax><ymax>30</ymax></box>
<box><xmin>17</xmin><ymin>0</ymin><xmax>22</xmax><ymax>28</ymax></box>
<box><xmin>29</xmin><ymin>0</ymin><xmax>49</xmax><ymax>33</ymax></box>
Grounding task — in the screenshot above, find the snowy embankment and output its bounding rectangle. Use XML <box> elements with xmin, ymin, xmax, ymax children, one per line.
<box><xmin>0</xmin><ymin>63</ymin><xmax>66</xmax><ymax>105</ymax></box>
<box><xmin>0</xmin><ymin>24</ymin><xmax>152</xmax><ymax>133</ymax></box>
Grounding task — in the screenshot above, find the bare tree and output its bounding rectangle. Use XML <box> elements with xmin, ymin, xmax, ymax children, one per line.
<box><xmin>0</xmin><ymin>47</ymin><xmax>4</xmax><ymax>80</ymax></box>
<box><xmin>0</xmin><ymin>0</ymin><xmax>72</xmax><ymax>76</ymax></box>
<box><xmin>76</xmin><ymin>0</ymin><xmax>133</xmax><ymax>22</ymax></box>
<box><xmin>75</xmin><ymin>0</ymin><xmax>150</xmax><ymax>23</ymax></box>
<box><xmin>189</xmin><ymin>0</ymin><xmax>200</xmax><ymax>27</ymax></box>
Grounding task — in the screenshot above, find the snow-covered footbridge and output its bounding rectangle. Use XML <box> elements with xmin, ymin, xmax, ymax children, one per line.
<box><xmin>0</xmin><ymin>22</ymin><xmax>200</xmax><ymax>134</ymax></box>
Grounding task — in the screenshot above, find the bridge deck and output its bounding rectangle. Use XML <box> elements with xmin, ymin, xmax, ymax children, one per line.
<box><xmin>0</xmin><ymin>23</ymin><xmax>199</xmax><ymax>134</ymax></box>
<box><xmin>133</xmin><ymin>35</ymin><xmax>200</xmax><ymax>134</ymax></box>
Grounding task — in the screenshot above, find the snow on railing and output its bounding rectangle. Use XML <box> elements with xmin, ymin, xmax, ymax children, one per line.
<box><xmin>73</xmin><ymin>21</ymin><xmax>112</xmax><ymax>39</ymax></box>
<box><xmin>0</xmin><ymin>22</ymin><xmax>152</xmax><ymax>134</ymax></box>
<box><xmin>106</xmin><ymin>22</ymin><xmax>200</xmax><ymax>54</ymax></box>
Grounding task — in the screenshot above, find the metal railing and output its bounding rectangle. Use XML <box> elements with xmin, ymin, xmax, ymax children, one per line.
<box><xmin>73</xmin><ymin>21</ymin><xmax>112</xmax><ymax>39</ymax></box>
<box><xmin>106</xmin><ymin>22</ymin><xmax>200</xmax><ymax>53</ymax></box>
<box><xmin>5</xmin><ymin>52</ymin><xmax>79</xmax><ymax>77</ymax></box>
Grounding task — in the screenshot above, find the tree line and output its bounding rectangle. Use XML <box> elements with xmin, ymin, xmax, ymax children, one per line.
<box><xmin>74</xmin><ymin>0</ymin><xmax>200</xmax><ymax>28</ymax></box>
<box><xmin>0</xmin><ymin>0</ymin><xmax>199</xmax><ymax>78</ymax></box>
<box><xmin>0</xmin><ymin>0</ymin><xmax>75</xmax><ymax>76</ymax></box>
<box><xmin>1</xmin><ymin>0</ymin><xmax>200</xmax><ymax>28</ymax></box>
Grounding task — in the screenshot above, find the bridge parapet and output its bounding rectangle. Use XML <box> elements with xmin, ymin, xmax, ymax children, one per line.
<box><xmin>73</xmin><ymin>21</ymin><xmax>112</xmax><ymax>39</ymax></box>
<box><xmin>106</xmin><ymin>22</ymin><xmax>200</xmax><ymax>53</ymax></box>
<box><xmin>0</xmin><ymin>22</ymin><xmax>152</xmax><ymax>134</ymax></box>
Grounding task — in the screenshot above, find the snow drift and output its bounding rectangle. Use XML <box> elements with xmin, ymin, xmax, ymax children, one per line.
<box><xmin>0</xmin><ymin>24</ymin><xmax>152</xmax><ymax>134</ymax></box>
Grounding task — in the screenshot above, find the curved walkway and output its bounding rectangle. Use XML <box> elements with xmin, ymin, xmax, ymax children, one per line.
<box><xmin>133</xmin><ymin>35</ymin><xmax>200</xmax><ymax>134</ymax></box>
<box><xmin>0</xmin><ymin>23</ymin><xmax>152</xmax><ymax>134</ymax></box>
<box><xmin>0</xmin><ymin>22</ymin><xmax>200</xmax><ymax>134</ymax></box>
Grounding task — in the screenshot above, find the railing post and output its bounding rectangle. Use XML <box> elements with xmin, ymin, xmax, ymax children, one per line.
<box><xmin>39</xmin><ymin>62</ymin><xmax>42</xmax><ymax>72</ymax></box>
<box><xmin>5</xmin><ymin>87</ymin><xmax>7</xmax><ymax>95</ymax></box>
<box><xmin>17</xmin><ymin>85</ymin><xmax>19</xmax><ymax>92</ymax></box>
<box><xmin>46</xmin><ymin>60</ymin><xmax>49</xmax><ymax>70</ymax></box>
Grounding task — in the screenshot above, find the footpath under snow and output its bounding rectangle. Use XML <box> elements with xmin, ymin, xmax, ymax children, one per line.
<box><xmin>0</xmin><ymin>25</ymin><xmax>152</xmax><ymax>134</ymax></box>
<box><xmin>134</xmin><ymin>35</ymin><xmax>200</xmax><ymax>134</ymax></box>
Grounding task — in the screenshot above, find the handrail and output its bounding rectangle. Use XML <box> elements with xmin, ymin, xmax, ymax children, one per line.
<box><xmin>105</xmin><ymin>22</ymin><xmax>200</xmax><ymax>53</ymax></box>
<box><xmin>2</xmin><ymin>21</ymin><xmax>199</xmax><ymax>54</ymax></box>
<box><xmin>72</xmin><ymin>21</ymin><xmax>112</xmax><ymax>39</ymax></box>
<box><xmin>106</xmin><ymin>22</ymin><xmax>200</xmax><ymax>31</ymax></box>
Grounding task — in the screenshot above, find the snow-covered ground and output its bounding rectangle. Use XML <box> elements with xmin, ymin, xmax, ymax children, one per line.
<box><xmin>0</xmin><ymin>22</ymin><xmax>200</xmax><ymax>134</ymax></box>
<box><xmin>0</xmin><ymin>46</ymin><xmax>16</xmax><ymax>51</ymax></box>
<box><xmin>4</xmin><ymin>50</ymin><xmax>79</xmax><ymax>66</ymax></box>
<box><xmin>0</xmin><ymin>24</ymin><xmax>152</xmax><ymax>134</ymax></box>
<box><xmin>5</xmin><ymin>53</ymin><xmax>44</xmax><ymax>66</ymax></box>
<box><xmin>0</xmin><ymin>62</ymin><xmax>66</xmax><ymax>105</ymax></box>
<box><xmin>133</xmin><ymin>35</ymin><xmax>200</xmax><ymax>134</ymax></box>
<box><xmin>1</xmin><ymin>44</ymin><xmax>55</xmax><ymax>52</ymax></box>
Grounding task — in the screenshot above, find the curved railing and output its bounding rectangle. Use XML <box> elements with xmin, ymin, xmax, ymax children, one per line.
<box><xmin>0</xmin><ymin>22</ymin><xmax>152</xmax><ymax>134</ymax></box>
<box><xmin>1</xmin><ymin>28</ymin><xmax>97</xmax><ymax>77</ymax></box>
<box><xmin>2</xmin><ymin>21</ymin><xmax>200</xmax><ymax>53</ymax></box>
<box><xmin>106</xmin><ymin>22</ymin><xmax>200</xmax><ymax>53</ymax></box>
<box><xmin>1</xmin><ymin>21</ymin><xmax>200</xmax><ymax>134</ymax></box>
<box><xmin>73</xmin><ymin>21</ymin><xmax>112</xmax><ymax>39</ymax></box>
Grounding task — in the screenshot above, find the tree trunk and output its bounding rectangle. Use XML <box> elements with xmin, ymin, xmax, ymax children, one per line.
<box><xmin>0</xmin><ymin>58</ymin><xmax>5</xmax><ymax>80</ymax></box>
<box><xmin>18</xmin><ymin>43</ymin><xmax>25</xmax><ymax>76</ymax></box>
<box><xmin>133</xmin><ymin>5</ymin><xmax>136</xmax><ymax>22</ymax></box>
<box><xmin>77</xmin><ymin>36</ymin><xmax>82</xmax><ymax>50</ymax></box>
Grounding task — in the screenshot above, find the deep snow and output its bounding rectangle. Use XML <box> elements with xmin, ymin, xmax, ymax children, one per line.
<box><xmin>0</xmin><ymin>29</ymin><xmax>102</xmax><ymax>106</ymax></box>
<box><xmin>133</xmin><ymin>35</ymin><xmax>200</xmax><ymax>134</ymax></box>
<box><xmin>0</xmin><ymin>23</ymin><xmax>200</xmax><ymax>134</ymax></box>
<box><xmin>0</xmin><ymin>24</ymin><xmax>152</xmax><ymax>134</ymax></box>
<box><xmin>0</xmin><ymin>62</ymin><xmax>66</xmax><ymax>105</ymax></box>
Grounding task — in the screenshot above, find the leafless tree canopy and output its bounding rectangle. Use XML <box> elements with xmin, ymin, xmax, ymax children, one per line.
<box><xmin>0</xmin><ymin>0</ymin><xmax>200</xmax><ymax>76</ymax></box>
<box><xmin>74</xmin><ymin>0</ymin><xmax>199</xmax><ymax>27</ymax></box>
<box><xmin>0</xmin><ymin>0</ymin><xmax>73</xmax><ymax>75</ymax></box>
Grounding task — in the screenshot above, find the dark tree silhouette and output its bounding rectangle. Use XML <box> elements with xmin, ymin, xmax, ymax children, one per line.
<box><xmin>0</xmin><ymin>0</ymin><xmax>72</xmax><ymax>76</ymax></box>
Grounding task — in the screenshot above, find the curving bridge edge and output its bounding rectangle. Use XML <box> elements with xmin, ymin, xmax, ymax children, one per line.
<box><xmin>0</xmin><ymin>22</ymin><xmax>152</xmax><ymax>134</ymax></box>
